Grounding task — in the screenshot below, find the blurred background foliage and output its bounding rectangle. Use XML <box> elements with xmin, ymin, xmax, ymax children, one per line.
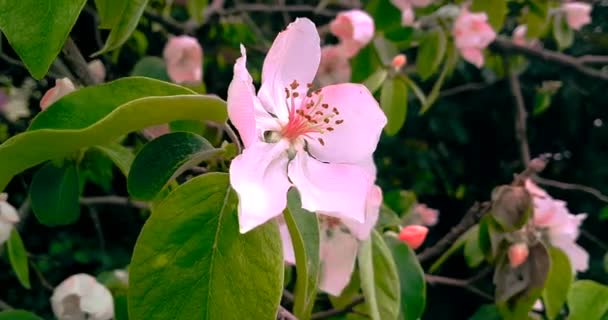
<box><xmin>1</xmin><ymin>0</ymin><xmax>607</xmax><ymax>319</ymax></box>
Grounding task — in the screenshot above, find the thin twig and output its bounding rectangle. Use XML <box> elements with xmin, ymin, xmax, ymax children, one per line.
<box><xmin>220</xmin><ymin>4</ymin><xmax>336</xmax><ymax>17</ymax></box>
<box><xmin>532</xmin><ymin>176</ymin><xmax>608</xmax><ymax>204</ymax></box>
<box><xmin>87</xmin><ymin>206</ymin><xmax>106</xmax><ymax>255</ymax></box>
<box><xmin>224</xmin><ymin>123</ymin><xmax>243</xmax><ymax>154</ymax></box>
<box><xmin>439</xmin><ymin>82</ymin><xmax>491</xmax><ymax>98</ymax></box>
<box><xmin>310</xmin><ymin>296</ymin><xmax>365</xmax><ymax>320</ymax></box>
<box><xmin>80</xmin><ymin>196</ymin><xmax>149</xmax><ymax>209</ymax></box>
<box><xmin>417</xmin><ymin>202</ymin><xmax>491</xmax><ymax>263</ymax></box>
<box><xmin>581</xmin><ymin>229</ymin><xmax>608</xmax><ymax>251</ymax></box>
<box><xmin>0</xmin><ymin>299</ymin><xmax>13</xmax><ymax>310</ymax></box>
<box><xmin>425</xmin><ymin>274</ymin><xmax>493</xmax><ymax>301</ymax></box>
<box><xmin>505</xmin><ymin>58</ymin><xmax>531</xmax><ymax>165</ymax></box>
<box><xmin>61</xmin><ymin>37</ymin><xmax>96</xmax><ymax>86</ymax></box>
<box><xmin>578</xmin><ymin>55</ymin><xmax>608</xmax><ymax>64</ymax></box>
<box><xmin>143</xmin><ymin>10</ymin><xmax>191</xmax><ymax>34</ymax></box>
<box><xmin>277</xmin><ymin>306</ymin><xmax>298</xmax><ymax>320</ymax></box>
<box><xmin>491</xmin><ymin>38</ymin><xmax>608</xmax><ymax>81</ymax></box>
<box><xmin>282</xmin><ymin>289</ymin><xmax>295</xmax><ymax>303</ymax></box>
<box><xmin>29</xmin><ymin>260</ymin><xmax>55</xmax><ymax>291</ymax></box>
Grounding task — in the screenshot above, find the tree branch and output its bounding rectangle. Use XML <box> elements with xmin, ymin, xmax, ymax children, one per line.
<box><xmin>532</xmin><ymin>176</ymin><xmax>608</xmax><ymax>204</ymax></box>
<box><xmin>61</xmin><ymin>37</ymin><xmax>96</xmax><ymax>85</ymax></box>
<box><xmin>491</xmin><ymin>38</ymin><xmax>608</xmax><ymax>81</ymax></box>
<box><xmin>80</xmin><ymin>196</ymin><xmax>148</xmax><ymax>209</ymax></box>
<box><xmin>505</xmin><ymin>58</ymin><xmax>531</xmax><ymax>166</ymax></box>
<box><xmin>220</xmin><ymin>4</ymin><xmax>337</xmax><ymax>17</ymax></box>
<box><xmin>425</xmin><ymin>274</ymin><xmax>493</xmax><ymax>301</ymax></box>
<box><xmin>277</xmin><ymin>306</ymin><xmax>298</xmax><ymax>320</ymax></box>
<box><xmin>310</xmin><ymin>296</ymin><xmax>365</xmax><ymax>320</ymax></box>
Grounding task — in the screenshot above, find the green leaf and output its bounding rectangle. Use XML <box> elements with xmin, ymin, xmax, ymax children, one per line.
<box><xmin>0</xmin><ymin>79</ymin><xmax>227</xmax><ymax>191</ymax></box>
<box><xmin>95</xmin><ymin>0</ymin><xmax>129</xmax><ymax>29</ymax></box>
<box><xmin>30</xmin><ymin>161</ymin><xmax>80</xmax><ymax>226</ymax></box>
<box><xmin>365</xmin><ymin>0</ymin><xmax>401</xmax><ymax>32</ymax></box>
<box><xmin>567</xmin><ymin>280</ymin><xmax>608</xmax><ymax>320</ymax></box>
<box><xmin>429</xmin><ymin>226</ymin><xmax>473</xmax><ymax>273</ymax></box>
<box><xmin>373</xmin><ymin>35</ymin><xmax>399</xmax><ymax>66</ymax></box>
<box><xmin>131</xmin><ymin>56</ymin><xmax>171</xmax><ymax>82</ymax></box>
<box><xmin>469</xmin><ymin>305</ymin><xmax>501</xmax><ymax>320</ymax></box>
<box><xmin>284</xmin><ymin>189</ymin><xmax>320</xmax><ymax>320</ymax></box>
<box><xmin>0</xmin><ymin>310</ymin><xmax>43</xmax><ymax>320</ymax></box>
<box><xmin>129</xmin><ymin>173</ymin><xmax>284</xmax><ymax>319</ymax></box>
<box><xmin>553</xmin><ymin>13</ymin><xmax>574</xmax><ymax>50</ymax></box>
<box><xmin>380</xmin><ymin>77</ymin><xmax>408</xmax><ymax>136</ymax></box>
<box><xmin>385</xmin><ymin>235</ymin><xmax>426</xmax><ymax>320</ymax></box>
<box><xmin>0</xmin><ymin>0</ymin><xmax>87</xmax><ymax>79</ymax></box>
<box><xmin>7</xmin><ymin>229</ymin><xmax>30</xmax><ymax>289</ymax></box>
<box><xmin>542</xmin><ymin>247</ymin><xmax>572</xmax><ymax>320</ymax></box>
<box><xmin>532</xmin><ymin>92</ymin><xmax>553</xmax><ymax>116</ymax></box>
<box><xmin>464</xmin><ymin>225</ymin><xmax>484</xmax><ymax>268</ymax></box>
<box><xmin>358</xmin><ymin>230</ymin><xmax>400</xmax><ymax>320</ymax></box>
<box><xmin>471</xmin><ymin>0</ymin><xmax>507</xmax><ymax>30</ymax></box>
<box><xmin>400</xmin><ymin>75</ymin><xmax>427</xmax><ymax>107</ymax></box>
<box><xmin>187</xmin><ymin>0</ymin><xmax>208</xmax><ymax>23</ymax></box>
<box><xmin>94</xmin><ymin>0</ymin><xmax>150</xmax><ymax>55</ymax></box>
<box><xmin>419</xmin><ymin>46</ymin><xmax>458</xmax><ymax>115</ymax></box>
<box><xmin>416</xmin><ymin>28</ymin><xmax>447</xmax><ymax>80</ymax></box>
<box><xmin>363</xmin><ymin>68</ymin><xmax>388</xmax><ymax>94</ymax></box>
<box><xmin>525</xmin><ymin>1</ymin><xmax>550</xmax><ymax>38</ymax></box>
<box><xmin>128</xmin><ymin>132</ymin><xmax>219</xmax><ymax>200</ymax></box>
<box><xmin>94</xmin><ymin>143</ymin><xmax>135</xmax><ymax>177</ymax></box>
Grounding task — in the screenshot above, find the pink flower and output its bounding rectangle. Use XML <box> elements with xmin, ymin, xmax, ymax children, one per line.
<box><xmin>412</xmin><ymin>203</ymin><xmax>439</xmax><ymax>226</ymax></box>
<box><xmin>51</xmin><ymin>274</ymin><xmax>114</xmax><ymax>320</ymax></box>
<box><xmin>316</xmin><ymin>45</ymin><xmax>352</xmax><ymax>87</ymax></box>
<box><xmin>40</xmin><ymin>78</ymin><xmax>76</xmax><ymax>110</ymax></box>
<box><xmin>163</xmin><ymin>35</ymin><xmax>203</xmax><ymax>84</ymax></box>
<box><xmin>390</xmin><ymin>0</ymin><xmax>434</xmax><ymax>26</ymax></box>
<box><xmin>562</xmin><ymin>2</ymin><xmax>592</xmax><ymax>31</ymax></box>
<box><xmin>399</xmin><ymin>225</ymin><xmax>428</xmax><ymax>249</ymax></box>
<box><xmin>508</xmin><ymin>243</ymin><xmax>529</xmax><ymax>268</ymax></box>
<box><xmin>512</xmin><ymin>25</ymin><xmax>528</xmax><ymax>46</ymax></box>
<box><xmin>525</xmin><ymin>180</ymin><xmax>589</xmax><ymax>272</ymax></box>
<box><xmin>453</xmin><ymin>9</ymin><xmax>496</xmax><ymax>68</ymax></box>
<box><xmin>330</xmin><ymin>10</ymin><xmax>375</xmax><ymax>55</ymax></box>
<box><xmin>280</xmin><ymin>185</ymin><xmax>382</xmax><ymax>296</ymax></box>
<box><xmin>227</xmin><ymin>18</ymin><xmax>386</xmax><ymax>233</ymax></box>
<box><xmin>0</xmin><ymin>193</ymin><xmax>19</xmax><ymax>245</ymax></box>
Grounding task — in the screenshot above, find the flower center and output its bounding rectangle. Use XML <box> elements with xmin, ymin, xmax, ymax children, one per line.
<box><xmin>279</xmin><ymin>80</ymin><xmax>344</xmax><ymax>146</ymax></box>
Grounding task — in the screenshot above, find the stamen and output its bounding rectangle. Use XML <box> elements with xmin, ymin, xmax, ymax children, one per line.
<box><xmin>318</xmin><ymin>138</ymin><xmax>325</xmax><ymax>146</ymax></box>
<box><xmin>335</xmin><ymin>119</ymin><xmax>344</xmax><ymax>125</ymax></box>
<box><xmin>290</xmin><ymin>80</ymin><xmax>299</xmax><ymax>90</ymax></box>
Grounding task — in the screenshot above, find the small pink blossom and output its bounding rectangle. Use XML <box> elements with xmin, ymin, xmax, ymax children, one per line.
<box><xmin>391</xmin><ymin>54</ymin><xmax>407</xmax><ymax>70</ymax></box>
<box><xmin>40</xmin><ymin>78</ymin><xmax>76</xmax><ymax>110</ymax></box>
<box><xmin>508</xmin><ymin>243</ymin><xmax>529</xmax><ymax>268</ymax></box>
<box><xmin>399</xmin><ymin>225</ymin><xmax>428</xmax><ymax>249</ymax></box>
<box><xmin>280</xmin><ymin>185</ymin><xmax>382</xmax><ymax>296</ymax></box>
<box><xmin>87</xmin><ymin>59</ymin><xmax>106</xmax><ymax>83</ymax></box>
<box><xmin>51</xmin><ymin>274</ymin><xmax>114</xmax><ymax>320</ymax></box>
<box><xmin>562</xmin><ymin>2</ymin><xmax>592</xmax><ymax>31</ymax></box>
<box><xmin>330</xmin><ymin>10</ymin><xmax>375</xmax><ymax>55</ymax></box>
<box><xmin>525</xmin><ymin>180</ymin><xmax>589</xmax><ymax>272</ymax></box>
<box><xmin>390</xmin><ymin>0</ymin><xmax>434</xmax><ymax>26</ymax></box>
<box><xmin>453</xmin><ymin>9</ymin><xmax>496</xmax><ymax>68</ymax></box>
<box><xmin>0</xmin><ymin>193</ymin><xmax>19</xmax><ymax>245</ymax></box>
<box><xmin>163</xmin><ymin>35</ymin><xmax>203</xmax><ymax>84</ymax></box>
<box><xmin>227</xmin><ymin>18</ymin><xmax>386</xmax><ymax>233</ymax></box>
<box><xmin>512</xmin><ymin>25</ymin><xmax>528</xmax><ymax>46</ymax></box>
<box><xmin>316</xmin><ymin>45</ymin><xmax>352</xmax><ymax>87</ymax></box>
<box><xmin>411</xmin><ymin>203</ymin><xmax>439</xmax><ymax>226</ymax></box>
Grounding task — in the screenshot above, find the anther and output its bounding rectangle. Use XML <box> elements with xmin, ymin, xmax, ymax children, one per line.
<box><xmin>327</xmin><ymin>127</ymin><xmax>334</xmax><ymax>131</ymax></box>
<box><xmin>315</xmin><ymin>111</ymin><xmax>323</xmax><ymax>115</ymax></box>
<box><xmin>290</xmin><ymin>80</ymin><xmax>299</xmax><ymax>90</ymax></box>
<box><xmin>324</xmin><ymin>118</ymin><xmax>330</xmax><ymax>123</ymax></box>
<box><xmin>322</xmin><ymin>103</ymin><xmax>329</xmax><ymax>109</ymax></box>
<box><xmin>335</xmin><ymin>119</ymin><xmax>344</xmax><ymax>125</ymax></box>
<box><xmin>332</xmin><ymin>107</ymin><xmax>340</xmax><ymax>115</ymax></box>
<box><xmin>318</xmin><ymin>138</ymin><xmax>325</xmax><ymax>146</ymax></box>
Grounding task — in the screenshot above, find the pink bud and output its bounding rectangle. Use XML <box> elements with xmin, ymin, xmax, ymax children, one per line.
<box><xmin>40</xmin><ymin>78</ymin><xmax>76</xmax><ymax>110</ymax></box>
<box><xmin>508</xmin><ymin>243</ymin><xmax>529</xmax><ymax>268</ymax></box>
<box><xmin>512</xmin><ymin>25</ymin><xmax>528</xmax><ymax>46</ymax></box>
<box><xmin>391</xmin><ymin>54</ymin><xmax>407</xmax><ymax>70</ymax></box>
<box><xmin>87</xmin><ymin>59</ymin><xmax>106</xmax><ymax>83</ymax></box>
<box><xmin>398</xmin><ymin>225</ymin><xmax>428</xmax><ymax>250</ymax></box>
<box><xmin>163</xmin><ymin>35</ymin><xmax>203</xmax><ymax>84</ymax></box>
<box><xmin>452</xmin><ymin>9</ymin><xmax>496</xmax><ymax>68</ymax></box>
<box><xmin>316</xmin><ymin>45</ymin><xmax>352</xmax><ymax>87</ymax></box>
<box><xmin>330</xmin><ymin>10</ymin><xmax>375</xmax><ymax>55</ymax></box>
<box><xmin>562</xmin><ymin>2</ymin><xmax>592</xmax><ymax>31</ymax></box>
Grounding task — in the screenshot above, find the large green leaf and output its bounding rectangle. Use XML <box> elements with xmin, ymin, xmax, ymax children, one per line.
<box><xmin>471</xmin><ymin>0</ymin><xmax>507</xmax><ymax>30</ymax></box>
<box><xmin>131</xmin><ymin>56</ymin><xmax>171</xmax><ymax>82</ymax></box>
<box><xmin>7</xmin><ymin>229</ymin><xmax>30</xmax><ymax>289</ymax></box>
<box><xmin>94</xmin><ymin>143</ymin><xmax>135</xmax><ymax>177</ymax></box>
<box><xmin>380</xmin><ymin>77</ymin><xmax>408</xmax><ymax>136</ymax></box>
<box><xmin>358</xmin><ymin>230</ymin><xmax>400</xmax><ymax>320</ymax></box>
<box><xmin>469</xmin><ymin>305</ymin><xmax>501</xmax><ymax>320</ymax></box>
<box><xmin>0</xmin><ymin>80</ymin><xmax>227</xmax><ymax>191</ymax></box>
<box><xmin>464</xmin><ymin>225</ymin><xmax>484</xmax><ymax>268</ymax></box>
<box><xmin>542</xmin><ymin>247</ymin><xmax>572</xmax><ymax>320</ymax></box>
<box><xmin>363</xmin><ymin>68</ymin><xmax>388</xmax><ymax>94</ymax></box>
<box><xmin>128</xmin><ymin>132</ymin><xmax>219</xmax><ymax>201</ymax></box>
<box><xmin>553</xmin><ymin>13</ymin><xmax>574</xmax><ymax>50</ymax></box>
<box><xmin>385</xmin><ymin>235</ymin><xmax>426</xmax><ymax>320</ymax></box>
<box><xmin>568</xmin><ymin>280</ymin><xmax>608</xmax><ymax>320</ymax></box>
<box><xmin>0</xmin><ymin>0</ymin><xmax>87</xmax><ymax>79</ymax></box>
<box><xmin>416</xmin><ymin>28</ymin><xmax>447</xmax><ymax>80</ymax></box>
<box><xmin>129</xmin><ymin>173</ymin><xmax>284</xmax><ymax>319</ymax></box>
<box><xmin>94</xmin><ymin>0</ymin><xmax>150</xmax><ymax>55</ymax></box>
<box><xmin>95</xmin><ymin>0</ymin><xmax>129</xmax><ymax>29</ymax></box>
<box><xmin>30</xmin><ymin>161</ymin><xmax>80</xmax><ymax>226</ymax></box>
<box><xmin>0</xmin><ymin>310</ymin><xmax>43</xmax><ymax>320</ymax></box>
<box><xmin>284</xmin><ymin>189</ymin><xmax>320</xmax><ymax>320</ymax></box>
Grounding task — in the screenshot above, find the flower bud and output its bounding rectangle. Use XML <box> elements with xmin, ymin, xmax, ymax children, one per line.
<box><xmin>491</xmin><ymin>185</ymin><xmax>533</xmax><ymax>231</ymax></box>
<box><xmin>562</xmin><ymin>2</ymin><xmax>592</xmax><ymax>31</ymax></box>
<box><xmin>40</xmin><ymin>78</ymin><xmax>76</xmax><ymax>110</ymax></box>
<box><xmin>163</xmin><ymin>35</ymin><xmax>203</xmax><ymax>84</ymax></box>
<box><xmin>391</xmin><ymin>54</ymin><xmax>407</xmax><ymax>70</ymax></box>
<box><xmin>508</xmin><ymin>243</ymin><xmax>529</xmax><ymax>268</ymax></box>
<box><xmin>398</xmin><ymin>225</ymin><xmax>428</xmax><ymax>249</ymax></box>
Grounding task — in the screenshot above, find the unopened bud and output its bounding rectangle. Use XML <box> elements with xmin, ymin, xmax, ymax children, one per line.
<box><xmin>508</xmin><ymin>243</ymin><xmax>529</xmax><ymax>268</ymax></box>
<box><xmin>398</xmin><ymin>225</ymin><xmax>428</xmax><ymax>250</ymax></box>
<box><xmin>529</xmin><ymin>157</ymin><xmax>547</xmax><ymax>173</ymax></box>
<box><xmin>491</xmin><ymin>185</ymin><xmax>533</xmax><ymax>231</ymax></box>
<box><xmin>391</xmin><ymin>54</ymin><xmax>407</xmax><ymax>70</ymax></box>
<box><xmin>40</xmin><ymin>78</ymin><xmax>76</xmax><ymax>110</ymax></box>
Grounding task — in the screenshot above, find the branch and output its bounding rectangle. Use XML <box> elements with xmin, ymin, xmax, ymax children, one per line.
<box><xmin>311</xmin><ymin>296</ymin><xmax>365</xmax><ymax>320</ymax></box>
<box><xmin>417</xmin><ymin>201</ymin><xmax>491</xmax><ymax>263</ymax></box>
<box><xmin>80</xmin><ymin>196</ymin><xmax>149</xmax><ymax>209</ymax></box>
<box><xmin>532</xmin><ymin>176</ymin><xmax>608</xmax><ymax>204</ymax></box>
<box><xmin>578</xmin><ymin>55</ymin><xmax>608</xmax><ymax>64</ymax></box>
<box><xmin>491</xmin><ymin>38</ymin><xmax>608</xmax><ymax>81</ymax></box>
<box><xmin>277</xmin><ymin>306</ymin><xmax>298</xmax><ymax>320</ymax></box>
<box><xmin>425</xmin><ymin>274</ymin><xmax>493</xmax><ymax>301</ymax></box>
<box><xmin>505</xmin><ymin>58</ymin><xmax>531</xmax><ymax>165</ymax></box>
<box><xmin>143</xmin><ymin>10</ymin><xmax>192</xmax><ymax>34</ymax></box>
<box><xmin>221</xmin><ymin>4</ymin><xmax>337</xmax><ymax>17</ymax></box>
<box><xmin>61</xmin><ymin>37</ymin><xmax>96</xmax><ymax>86</ymax></box>
<box><xmin>439</xmin><ymin>82</ymin><xmax>491</xmax><ymax>98</ymax></box>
